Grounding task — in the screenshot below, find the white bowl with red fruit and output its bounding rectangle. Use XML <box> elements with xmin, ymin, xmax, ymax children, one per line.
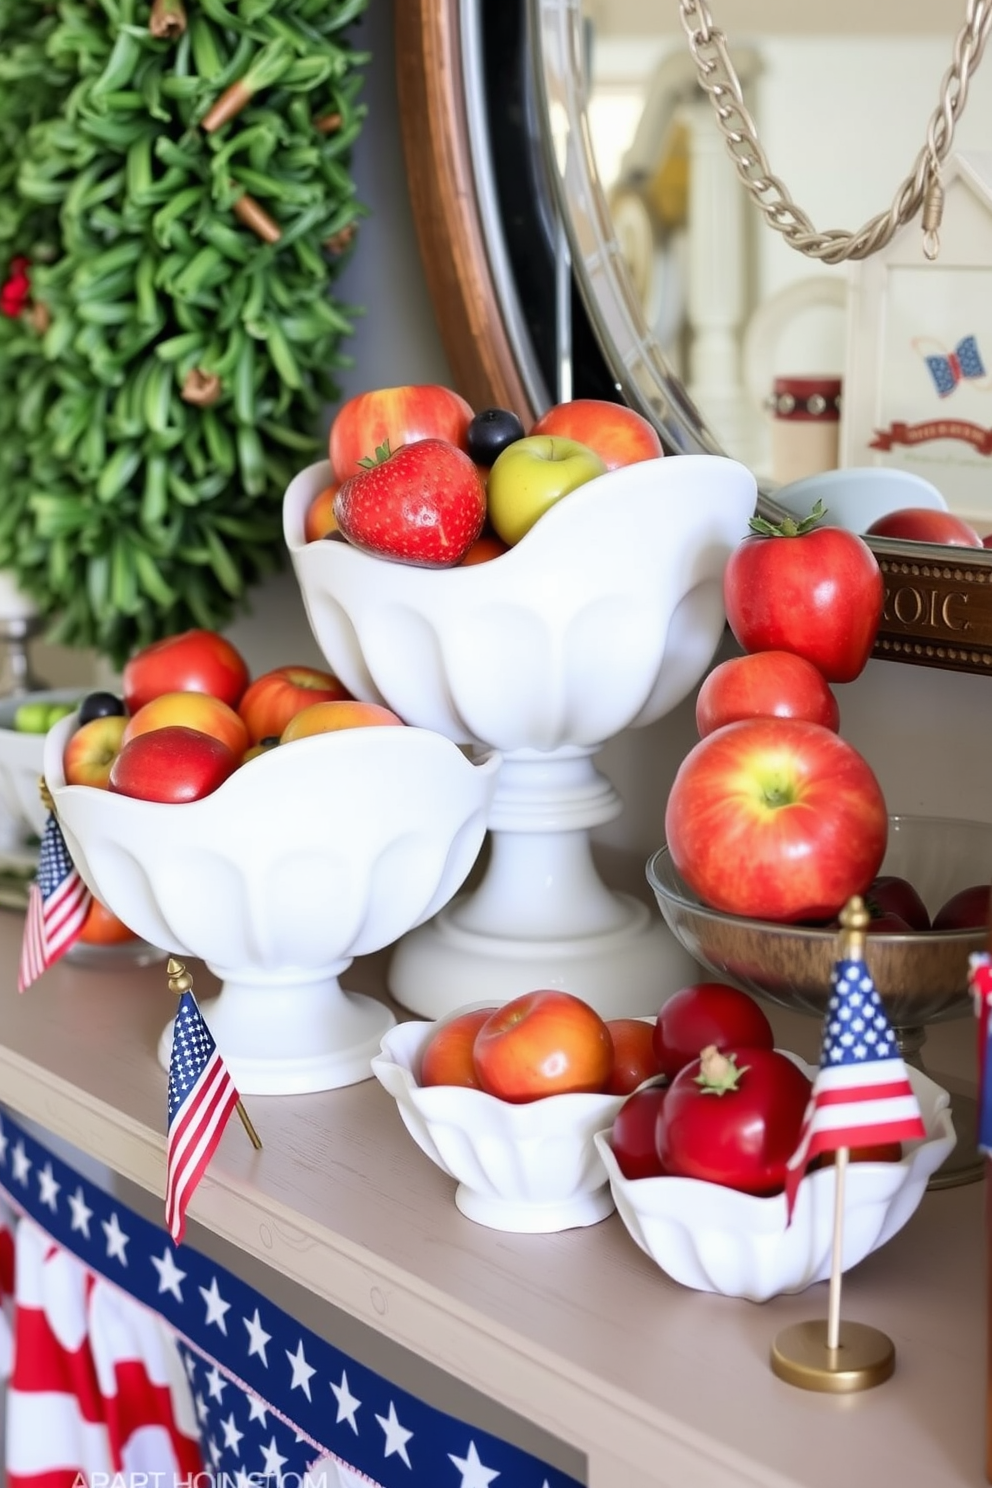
<box><xmin>43</xmin><ymin>628</ymin><xmax>502</xmax><ymax>1095</ymax></box>
<box><xmin>285</xmin><ymin>387</ymin><xmax>757</xmax><ymax>1021</ymax></box>
<box><xmin>596</xmin><ymin>982</ymin><xmax>955</xmax><ymax>1302</ymax></box>
<box><xmin>371</xmin><ymin>989</ymin><xmax>661</xmax><ymax>1232</ymax></box>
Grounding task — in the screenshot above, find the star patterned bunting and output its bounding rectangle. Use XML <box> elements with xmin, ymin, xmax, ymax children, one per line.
<box><xmin>0</xmin><ymin>1106</ymin><xmax>580</xmax><ymax>1488</ymax></box>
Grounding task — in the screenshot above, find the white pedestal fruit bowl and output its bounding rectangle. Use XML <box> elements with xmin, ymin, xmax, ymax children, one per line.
<box><xmin>286</xmin><ymin>454</ymin><xmax>757</xmax><ymax>1019</ymax></box>
<box><xmin>44</xmin><ymin>714</ymin><xmax>501</xmax><ymax>1095</ymax></box>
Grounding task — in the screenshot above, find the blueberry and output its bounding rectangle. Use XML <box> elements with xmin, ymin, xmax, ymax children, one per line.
<box><xmin>78</xmin><ymin>690</ymin><xmax>126</xmax><ymax>725</ymax></box>
<box><xmin>466</xmin><ymin>407</ymin><xmax>526</xmax><ymax>466</ymax></box>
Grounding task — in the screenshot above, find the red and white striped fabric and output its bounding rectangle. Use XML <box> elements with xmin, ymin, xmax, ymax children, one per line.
<box><xmin>0</xmin><ymin>1194</ymin><xmax>16</xmax><ymax>1380</ymax></box>
<box><xmin>6</xmin><ymin>1216</ymin><xmax>203</xmax><ymax>1487</ymax></box>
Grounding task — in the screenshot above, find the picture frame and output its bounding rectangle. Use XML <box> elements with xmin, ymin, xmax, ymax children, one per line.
<box><xmin>842</xmin><ymin>152</ymin><xmax>992</xmax><ymax>534</ymax></box>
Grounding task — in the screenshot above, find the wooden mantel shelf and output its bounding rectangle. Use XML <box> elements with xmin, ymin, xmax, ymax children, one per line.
<box><xmin>0</xmin><ymin>911</ymin><xmax>985</xmax><ymax>1488</ymax></box>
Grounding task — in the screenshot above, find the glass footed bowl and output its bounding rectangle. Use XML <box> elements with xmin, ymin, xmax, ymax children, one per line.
<box><xmin>646</xmin><ymin>814</ymin><xmax>991</xmax><ymax>1027</ymax></box>
<box><xmin>647</xmin><ymin>813</ymin><xmax>992</xmax><ymax>1187</ymax></box>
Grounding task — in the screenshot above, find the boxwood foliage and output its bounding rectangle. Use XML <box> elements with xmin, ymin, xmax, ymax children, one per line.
<box><xmin>0</xmin><ymin>0</ymin><xmax>367</xmax><ymax>665</ymax></box>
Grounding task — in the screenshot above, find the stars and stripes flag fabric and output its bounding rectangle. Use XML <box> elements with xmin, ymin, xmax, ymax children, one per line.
<box><xmin>166</xmin><ymin>991</ymin><xmax>240</xmax><ymax>1246</ymax></box>
<box><xmin>6</xmin><ymin>1214</ymin><xmax>203</xmax><ymax>1486</ymax></box>
<box><xmin>970</xmin><ymin>952</ymin><xmax>992</xmax><ymax>1152</ymax></box>
<box><xmin>783</xmin><ymin>956</ymin><xmax>926</xmax><ymax>1221</ymax></box>
<box><xmin>18</xmin><ymin>812</ymin><xmax>92</xmax><ymax>993</ymax></box>
<box><xmin>0</xmin><ymin>1105</ymin><xmax>582</xmax><ymax>1488</ymax></box>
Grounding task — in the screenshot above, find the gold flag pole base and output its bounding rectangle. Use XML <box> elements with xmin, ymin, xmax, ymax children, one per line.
<box><xmin>770</xmin><ymin>1320</ymin><xmax>895</xmax><ymax>1393</ymax></box>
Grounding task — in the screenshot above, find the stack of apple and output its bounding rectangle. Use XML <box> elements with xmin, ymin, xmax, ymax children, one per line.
<box><xmin>61</xmin><ymin>627</ymin><xmax>404</xmax><ymax>809</ymax></box>
<box><xmin>303</xmin><ymin>383</ymin><xmax>664</xmax><ymax>566</ymax></box>
<box><xmin>664</xmin><ymin>508</ymin><xmax>989</xmax><ymax>932</ymax></box>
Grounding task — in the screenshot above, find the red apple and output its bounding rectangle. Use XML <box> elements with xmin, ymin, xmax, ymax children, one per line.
<box><xmin>304</xmin><ymin>483</ymin><xmax>339</xmax><ymax>542</ymax></box>
<box><xmin>329</xmin><ymin>384</ymin><xmax>475</xmax><ymax>482</ymax></box>
<box><xmin>237</xmin><ymin>665</ymin><xmax>354</xmax><ymax>744</ymax></box>
<box><xmin>604</xmin><ymin>1019</ymin><xmax>662</xmax><ymax>1095</ymax></box>
<box><xmin>610</xmin><ymin>1086</ymin><xmax>669</xmax><ymax>1180</ymax></box>
<box><xmin>695</xmin><ymin>651</ymin><xmax>839</xmax><ymax>737</ymax></box>
<box><xmin>651</xmin><ymin>981</ymin><xmax>774</xmax><ymax>1082</ymax></box>
<box><xmin>122</xmin><ymin>691</ymin><xmax>249</xmax><ymax>758</ymax></box>
<box><xmin>334</xmin><ymin>438</ymin><xmax>486</xmax><ymax>567</ymax></box>
<box><xmin>664</xmin><ymin>716</ymin><xmax>888</xmax><ymax>923</ymax></box>
<box><xmin>419</xmin><ymin>1007</ymin><xmax>497</xmax><ymax>1089</ymax></box>
<box><xmin>865</xmin><ymin>507</ymin><xmax>983</xmax><ymax>547</ymax></box>
<box><xmin>108</xmin><ymin>726</ymin><xmax>239</xmax><ymax>802</ymax></box>
<box><xmin>865</xmin><ymin>874</ymin><xmax>930</xmax><ymax>930</ymax></box>
<box><xmin>279</xmin><ymin>699</ymin><xmax>404</xmax><ymax>742</ymax></box>
<box><xmin>472</xmin><ymin>989</ymin><xmax>614</xmax><ymax>1103</ymax></box>
<box><xmin>932</xmin><ymin>884</ymin><xmax>990</xmax><ymax>931</ymax></box>
<box><xmin>122</xmin><ymin>629</ymin><xmax>250</xmax><ymax>714</ymax></box>
<box><xmin>529</xmin><ymin>398</ymin><xmax>663</xmax><ymax>471</ymax></box>
<box><xmin>62</xmin><ymin>715</ymin><xmax>128</xmax><ymax>789</ymax></box>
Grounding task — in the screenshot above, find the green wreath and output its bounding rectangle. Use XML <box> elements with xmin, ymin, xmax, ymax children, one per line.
<box><xmin>0</xmin><ymin>0</ymin><xmax>367</xmax><ymax>667</ymax></box>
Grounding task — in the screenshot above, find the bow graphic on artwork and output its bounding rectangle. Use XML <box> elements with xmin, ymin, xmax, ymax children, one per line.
<box><xmin>922</xmin><ymin>334</ymin><xmax>986</xmax><ymax>397</ymax></box>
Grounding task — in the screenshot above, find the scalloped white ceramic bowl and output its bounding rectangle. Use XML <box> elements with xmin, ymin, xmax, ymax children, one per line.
<box><xmin>594</xmin><ymin>1064</ymin><xmax>954</xmax><ymax>1303</ymax></box>
<box><xmin>44</xmin><ymin>714</ymin><xmax>501</xmax><ymax>1094</ymax></box>
<box><xmin>286</xmin><ymin>454</ymin><xmax>756</xmax><ymax>750</ymax></box>
<box><xmin>371</xmin><ymin>1016</ymin><xmax>633</xmax><ymax>1232</ymax></box>
<box><xmin>285</xmin><ymin>453</ymin><xmax>756</xmax><ymax>1019</ymax></box>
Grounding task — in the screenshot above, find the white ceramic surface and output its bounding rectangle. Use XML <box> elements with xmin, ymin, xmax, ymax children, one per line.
<box><xmin>594</xmin><ymin>1064</ymin><xmax>954</xmax><ymax>1303</ymax></box>
<box><xmin>371</xmin><ymin>1016</ymin><xmax>633</xmax><ymax>1232</ymax></box>
<box><xmin>0</xmin><ymin>688</ymin><xmax>85</xmax><ymax>846</ymax></box>
<box><xmin>44</xmin><ymin>715</ymin><xmax>501</xmax><ymax>1094</ymax></box>
<box><xmin>286</xmin><ymin>454</ymin><xmax>756</xmax><ymax>1018</ymax></box>
<box><xmin>773</xmin><ymin>466</ymin><xmax>947</xmax><ymax>535</ymax></box>
<box><xmin>287</xmin><ymin>455</ymin><xmax>755</xmax><ymax>750</ymax></box>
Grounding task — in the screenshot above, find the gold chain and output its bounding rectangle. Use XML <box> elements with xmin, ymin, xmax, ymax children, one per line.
<box><xmin>678</xmin><ymin>0</ymin><xmax>992</xmax><ymax>262</ymax></box>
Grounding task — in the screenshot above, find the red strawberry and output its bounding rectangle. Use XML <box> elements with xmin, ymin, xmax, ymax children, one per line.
<box><xmin>333</xmin><ymin>438</ymin><xmax>487</xmax><ymax>567</ymax></box>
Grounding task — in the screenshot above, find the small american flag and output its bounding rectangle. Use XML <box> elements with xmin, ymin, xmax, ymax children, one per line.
<box><xmin>18</xmin><ymin>812</ymin><xmax>92</xmax><ymax>993</ymax></box>
<box><xmin>166</xmin><ymin>990</ymin><xmax>240</xmax><ymax>1245</ymax></box>
<box><xmin>784</xmin><ymin>956</ymin><xmax>926</xmax><ymax>1220</ymax></box>
<box><xmin>970</xmin><ymin>952</ymin><xmax>992</xmax><ymax>1152</ymax></box>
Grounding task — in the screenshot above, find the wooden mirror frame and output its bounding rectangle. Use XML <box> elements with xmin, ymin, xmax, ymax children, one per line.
<box><xmin>395</xmin><ymin>0</ymin><xmax>992</xmax><ymax>678</ymax></box>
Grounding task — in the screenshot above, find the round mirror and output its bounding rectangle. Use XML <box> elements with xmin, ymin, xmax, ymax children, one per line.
<box><xmin>396</xmin><ymin>0</ymin><xmax>992</xmax><ymax>676</ymax></box>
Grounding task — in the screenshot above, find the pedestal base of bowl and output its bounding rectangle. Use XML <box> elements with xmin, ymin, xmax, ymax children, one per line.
<box><xmin>387</xmin><ymin>891</ymin><xmax>698</xmax><ymax>1019</ymax></box>
<box><xmin>157</xmin><ymin>969</ymin><xmax>396</xmax><ymax>1095</ymax></box>
<box><xmin>453</xmin><ymin>1181</ymin><xmax>615</xmax><ymax>1233</ymax></box>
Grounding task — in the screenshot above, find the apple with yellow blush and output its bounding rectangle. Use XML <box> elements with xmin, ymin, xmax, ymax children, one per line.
<box><xmin>62</xmin><ymin>714</ymin><xmax>129</xmax><ymax>789</ymax></box>
<box><xmin>122</xmin><ymin>691</ymin><xmax>249</xmax><ymax>758</ymax></box>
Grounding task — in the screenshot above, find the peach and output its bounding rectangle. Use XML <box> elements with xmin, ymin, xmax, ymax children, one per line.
<box><xmin>122</xmin><ymin>691</ymin><xmax>249</xmax><ymax>758</ymax></box>
<box><xmin>279</xmin><ymin>700</ymin><xmax>404</xmax><ymax>743</ymax></box>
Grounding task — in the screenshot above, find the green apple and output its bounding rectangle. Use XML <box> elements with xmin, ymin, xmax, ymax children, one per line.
<box><xmin>485</xmin><ymin>434</ymin><xmax>606</xmax><ymax>545</ymax></box>
<box><xmin>12</xmin><ymin>701</ymin><xmax>76</xmax><ymax>734</ymax></box>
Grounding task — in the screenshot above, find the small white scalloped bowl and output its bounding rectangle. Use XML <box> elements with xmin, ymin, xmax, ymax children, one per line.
<box><xmin>0</xmin><ymin>688</ymin><xmax>86</xmax><ymax>847</ymax></box>
<box><xmin>593</xmin><ymin>1064</ymin><xmax>954</xmax><ymax>1303</ymax></box>
<box><xmin>371</xmin><ymin>1016</ymin><xmax>634</xmax><ymax>1232</ymax></box>
<box><xmin>285</xmin><ymin>454</ymin><xmax>756</xmax><ymax>751</ymax></box>
<box><xmin>43</xmin><ymin>714</ymin><xmax>501</xmax><ymax>1094</ymax></box>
